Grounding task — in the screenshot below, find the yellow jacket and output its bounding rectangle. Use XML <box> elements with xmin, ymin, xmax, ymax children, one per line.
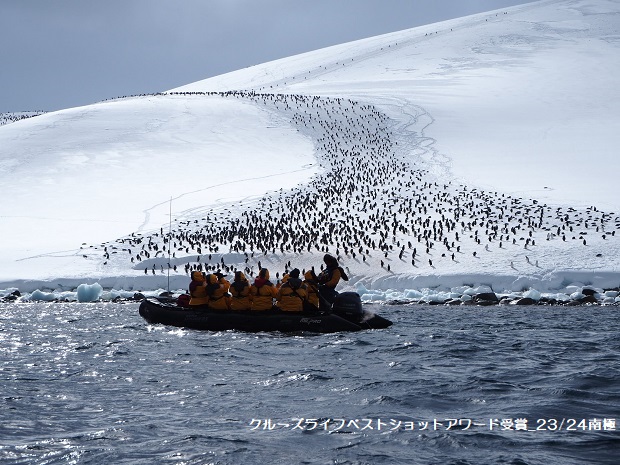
<box><xmin>209</xmin><ymin>275</ymin><xmax>231</xmax><ymax>310</ymax></box>
<box><xmin>230</xmin><ymin>272</ymin><xmax>252</xmax><ymax>310</ymax></box>
<box><xmin>189</xmin><ymin>271</ymin><xmax>209</xmax><ymax>306</ymax></box>
<box><xmin>303</xmin><ymin>270</ymin><xmax>319</xmax><ymax>309</ymax></box>
<box><xmin>250</xmin><ymin>279</ymin><xmax>277</xmax><ymax>311</ymax></box>
<box><xmin>276</xmin><ymin>278</ymin><xmax>307</xmax><ymax>312</ymax></box>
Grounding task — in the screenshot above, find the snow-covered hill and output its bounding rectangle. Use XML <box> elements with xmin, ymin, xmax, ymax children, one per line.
<box><xmin>1</xmin><ymin>0</ymin><xmax>619</xmax><ymax>300</ymax></box>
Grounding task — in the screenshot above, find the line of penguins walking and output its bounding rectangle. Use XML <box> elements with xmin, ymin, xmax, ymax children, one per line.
<box><xmin>98</xmin><ymin>90</ymin><xmax>619</xmax><ymax>279</ymax></box>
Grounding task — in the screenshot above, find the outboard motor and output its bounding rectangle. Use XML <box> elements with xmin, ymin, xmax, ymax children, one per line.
<box><xmin>331</xmin><ymin>292</ymin><xmax>364</xmax><ymax>323</ymax></box>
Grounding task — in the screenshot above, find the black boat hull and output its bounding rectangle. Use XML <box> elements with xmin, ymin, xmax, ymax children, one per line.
<box><xmin>138</xmin><ymin>296</ymin><xmax>392</xmax><ymax>333</ymax></box>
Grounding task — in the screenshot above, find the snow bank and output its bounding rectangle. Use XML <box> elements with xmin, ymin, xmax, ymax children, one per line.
<box><xmin>351</xmin><ymin>271</ymin><xmax>620</xmax><ymax>295</ymax></box>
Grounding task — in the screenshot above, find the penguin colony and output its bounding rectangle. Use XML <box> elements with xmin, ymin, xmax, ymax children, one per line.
<box><xmin>91</xmin><ymin>91</ymin><xmax>619</xmax><ymax>279</ymax></box>
<box><xmin>0</xmin><ymin>111</ymin><xmax>46</xmax><ymax>126</ymax></box>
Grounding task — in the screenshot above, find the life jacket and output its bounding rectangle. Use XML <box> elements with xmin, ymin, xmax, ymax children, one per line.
<box><xmin>230</xmin><ymin>280</ymin><xmax>251</xmax><ymax>311</ymax></box>
<box><xmin>277</xmin><ymin>278</ymin><xmax>307</xmax><ymax>312</ymax></box>
<box><xmin>189</xmin><ymin>279</ymin><xmax>209</xmax><ymax>306</ymax></box>
<box><xmin>209</xmin><ymin>277</ymin><xmax>231</xmax><ymax>310</ymax></box>
<box><xmin>303</xmin><ymin>270</ymin><xmax>319</xmax><ymax>308</ymax></box>
<box><xmin>318</xmin><ymin>266</ymin><xmax>348</xmax><ymax>289</ymax></box>
<box><xmin>250</xmin><ymin>278</ymin><xmax>277</xmax><ymax>311</ymax></box>
<box><xmin>202</xmin><ymin>274</ymin><xmax>220</xmax><ymax>296</ymax></box>
<box><xmin>231</xmin><ymin>280</ymin><xmax>250</xmax><ymax>295</ymax></box>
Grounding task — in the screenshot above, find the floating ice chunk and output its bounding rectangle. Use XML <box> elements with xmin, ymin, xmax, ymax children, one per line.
<box><xmin>475</xmin><ymin>285</ymin><xmax>494</xmax><ymax>294</ymax></box>
<box><xmin>364</xmin><ymin>293</ymin><xmax>386</xmax><ymax>302</ymax></box>
<box><xmin>462</xmin><ymin>285</ymin><xmax>493</xmax><ymax>296</ymax></box>
<box><xmin>605</xmin><ymin>291</ymin><xmax>619</xmax><ymax>298</ymax></box>
<box><xmin>29</xmin><ymin>289</ymin><xmax>57</xmax><ymax>301</ymax></box>
<box><xmin>543</xmin><ymin>293</ymin><xmax>570</xmax><ymax>302</ymax></box>
<box><xmin>564</xmin><ymin>283</ymin><xmax>585</xmax><ymax>294</ymax></box>
<box><xmin>356</xmin><ymin>283</ymin><xmax>370</xmax><ymax>295</ymax></box>
<box><xmin>385</xmin><ymin>289</ymin><xmax>404</xmax><ymax>300</ymax></box>
<box><xmin>421</xmin><ymin>292</ymin><xmax>448</xmax><ymax>303</ymax></box>
<box><xmin>451</xmin><ymin>286</ymin><xmax>471</xmax><ymax>294</ymax></box>
<box><xmin>357</xmin><ymin>284</ymin><xmax>388</xmax><ymax>302</ymax></box>
<box><xmin>100</xmin><ymin>289</ymin><xmax>136</xmax><ymax>300</ymax></box>
<box><xmin>523</xmin><ymin>289</ymin><xmax>541</xmax><ymax>301</ymax></box>
<box><xmin>77</xmin><ymin>283</ymin><xmax>103</xmax><ymax>302</ymax></box>
<box><xmin>405</xmin><ymin>289</ymin><xmax>423</xmax><ymax>299</ymax></box>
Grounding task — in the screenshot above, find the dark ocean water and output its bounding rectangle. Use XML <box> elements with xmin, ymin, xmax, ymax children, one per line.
<box><xmin>1</xmin><ymin>302</ymin><xmax>618</xmax><ymax>465</ymax></box>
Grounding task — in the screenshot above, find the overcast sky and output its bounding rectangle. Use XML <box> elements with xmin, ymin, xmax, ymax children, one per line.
<box><xmin>1</xmin><ymin>0</ymin><xmax>534</xmax><ymax>113</ymax></box>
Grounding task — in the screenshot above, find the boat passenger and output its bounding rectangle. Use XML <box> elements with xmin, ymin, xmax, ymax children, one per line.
<box><xmin>249</xmin><ymin>268</ymin><xmax>278</xmax><ymax>311</ymax></box>
<box><xmin>230</xmin><ymin>271</ymin><xmax>252</xmax><ymax>311</ymax></box>
<box><xmin>303</xmin><ymin>269</ymin><xmax>320</xmax><ymax>311</ymax></box>
<box><xmin>317</xmin><ymin>254</ymin><xmax>349</xmax><ymax>311</ymax></box>
<box><xmin>276</xmin><ymin>268</ymin><xmax>308</xmax><ymax>312</ymax></box>
<box><xmin>208</xmin><ymin>272</ymin><xmax>231</xmax><ymax>310</ymax></box>
<box><xmin>188</xmin><ymin>271</ymin><xmax>209</xmax><ymax>306</ymax></box>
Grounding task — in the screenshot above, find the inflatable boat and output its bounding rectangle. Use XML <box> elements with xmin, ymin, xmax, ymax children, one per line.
<box><xmin>138</xmin><ymin>292</ymin><xmax>392</xmax><ymax>333</ymax></box>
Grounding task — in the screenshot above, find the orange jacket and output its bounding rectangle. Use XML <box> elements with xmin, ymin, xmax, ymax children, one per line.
<box><xmin>303</xmin><ymin>270</ymin><xmax>320</xmax><ymax>309</ymax></box>
<box><xmin>318</xmin><ymin>267</ymin><xmax>342</xmax><ymax>289</ymax></box>
<box><xmin>276</xmin><ymin>278</ymin><xmax>307</xmax><ymax>312</ymax></box>
<box><xmin>230</xmin><ymin>275</ymin><xmax>252</xmax><ymax>310</ymax></box>
<box><xmin>250</xmin><ymin>278</ymin><xmax>277</xmax><ymax>311</ymax></box>
<box><xmin>189</xmin><ymin>271</ymin><xmax>209</xmax><ymax>306</ymax></box>
<box><xmin>208</xmin><ymin>276</ymin><xmax>231</xmax><ymax>310</ymax></box>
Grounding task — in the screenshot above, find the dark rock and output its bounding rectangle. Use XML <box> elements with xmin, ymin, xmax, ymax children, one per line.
<box><xmin>581</xmin><ymin>288</ymin><xmax>596</xmax><ymax>296</ymax></box>
<box><xmin>133</xmin><ymin>292</ymin><xmax>146</xmax><ymax>301</ymax></box>
<box><xmin>2</xmin><ymin>289</ymin><xmax>21</xmax><ymax>302</ymax></box>
<box><xmin>579</xmin><ymin>295</ymin><xmax>598</xmax><ymax>304</ymax></box>
<box><xmin>474</xmin><ymin>292</ymin><xmax>499</xmax><ymax>305</ymax></box>
<box><xmin>514</xmin><ymin>297</ymin><xmax>537</xmax><ymax>306</ymax></box>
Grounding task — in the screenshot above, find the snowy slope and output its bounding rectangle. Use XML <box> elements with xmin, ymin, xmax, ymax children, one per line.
<box><xmin>174</xmin><ymin>0</ymin><xmax>620</xmax><ymax>211</ymax></box>
<box><xmin>1</xmin><ymin>0</ymin><xmax>620</xmax><ymax>296</ymax></box>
